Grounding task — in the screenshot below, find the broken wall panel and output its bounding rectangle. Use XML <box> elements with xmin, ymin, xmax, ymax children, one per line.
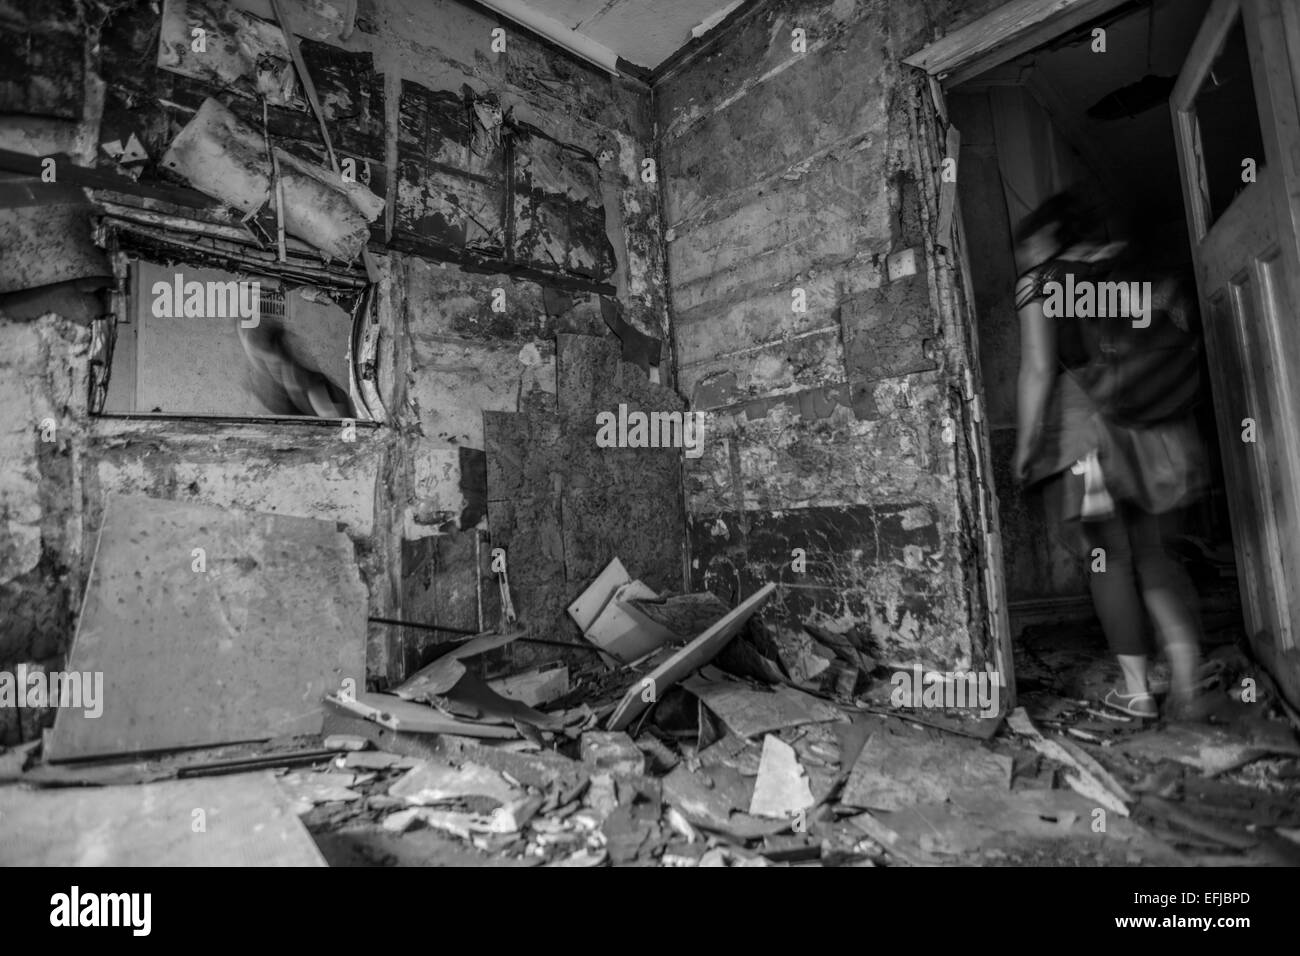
<box><xmin>300</xmin><ymin>38</ymin><xmax>386</xmax><ymax>161</ymax></box>
<box><xmin>394</xmin><ymin>80</ymin><xmax>616</xmax><ymax>286</ymax></box>
<box><xmin>484</xmin><ymin>335</ymin><xmax>686</xmax><ymax>648</ymax></box>
<box><xmin>512</xmin><ymin>125</ymin><xmax>614</xmax><ymax>282</ymax></box>
<box><xmin>396</xmin><ymin>81</ymin><xmax>506</xmax><ymax>257</ymax></box>
<box><xmin>48</xmin><ymin>494</ymin><xmax>367</xmax><ymax>761</ymax></box>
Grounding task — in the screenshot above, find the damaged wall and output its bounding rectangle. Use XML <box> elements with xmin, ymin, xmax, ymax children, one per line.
<box><xmin>656</xmin><ymin>0</ymin><xmax>1008</xmax><ymax>672</ymax></box>
<box><xmin>0</xmin><ymin>0</ymin><xmax>676</xmax><ymax>743</ymax></box>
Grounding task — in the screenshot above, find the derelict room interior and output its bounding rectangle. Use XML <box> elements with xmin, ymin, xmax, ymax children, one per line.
<box><xmin>1</xmin><ymin>0</ymin><xmax>1299</xmax><ymax>872</ymax></box>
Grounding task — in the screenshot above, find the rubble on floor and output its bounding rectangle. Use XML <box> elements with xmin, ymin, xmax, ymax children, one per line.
<box><xmin>4</xmin><ymin>547</ymin><xmax>1300</xmax><ymax>867</ymax></box>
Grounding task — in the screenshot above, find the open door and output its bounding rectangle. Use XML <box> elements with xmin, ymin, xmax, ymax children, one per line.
<box><xmin>1172</xmin><ymin>0</ymin><xmax>1300</xmax><ymax>705</ymax></box>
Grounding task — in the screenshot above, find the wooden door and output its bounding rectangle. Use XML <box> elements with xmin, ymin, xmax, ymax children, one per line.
<box><xmin>1172</xmin><ymin>0</ymin><xmax>1300</xmax><ymax>704</ymax></box>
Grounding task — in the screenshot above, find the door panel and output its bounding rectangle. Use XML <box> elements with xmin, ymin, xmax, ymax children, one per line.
<box><xmin>1173</xmin><ymin>0</ymin><xmax>1300</xmax><ymax>703</ymax></box>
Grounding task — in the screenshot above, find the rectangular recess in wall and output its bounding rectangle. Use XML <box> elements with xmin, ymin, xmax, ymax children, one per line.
<box><xmin>103</xmin><ymin>259</ymin><xmax>358</xmax><ymax>420</ymax></box>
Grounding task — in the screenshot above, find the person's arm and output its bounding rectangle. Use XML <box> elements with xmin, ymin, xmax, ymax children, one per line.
<box><xmin>1014</xmin><ymin>274</ymin><xmax>1057</xmax><ymax>482</ymax></box>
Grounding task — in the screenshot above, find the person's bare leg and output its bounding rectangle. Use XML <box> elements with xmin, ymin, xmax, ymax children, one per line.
<box><xmin>1132</xmin><ymin>508</ymin><xmax>1205</xmax><ymax>715</ymax></box>
<box><xmin>1083</xmin><ymin>510</ymin><xmax>1154</xmax><ymax>707</ymax></box>
<box><xmin>1117</xmin><ymin>654</ymin><xmax>1148</xmax><ymax>696</ymax></box>
<box><xmin>1143</xmin><ymin>587</ymin><xmax>1200</xmax><ymax>706</ymax></box>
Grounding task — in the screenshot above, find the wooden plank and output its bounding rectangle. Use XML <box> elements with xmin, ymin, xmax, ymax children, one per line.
<box><xmin>48</xmin><ymin>495</ymin><xmax>367</xmax><ymax>761</ymax></box>
<box><xmin>903</xmin><ymin>0</ymin><xmax>1133</xmax><ymax>87</ymax></box>
<box><xmin>269</xmin><ymin>0</ymin><xmax>339</xmax><ymax>171</ymax></box>
<box><xmin>936</xmin><ymin>125</ymin><xmax>961</xmax><ymax>250</ymax></box>
<box><xmin>0</xmin><ymin>772</ymin><xmax>326</xmax><ymax>865</ymax></box>
<box><xmin>606</xmin><ymin>583</ymin><xmax>776</xmax><ymax>731</ymax></box>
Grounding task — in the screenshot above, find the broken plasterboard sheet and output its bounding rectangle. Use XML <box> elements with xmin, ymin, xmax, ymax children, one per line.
<box><xmin>567</xmin><ymin>557</ymin><xmax>630</xmax><ymax>632</ymax></box>
<box><xmin>329</xmin><ymin>692</ymin><xmax>518</xmax><ymax>739</ymax></box>
<box><xmin>277</xmin><ymin>770</ymin><xmax>364</xmax><ymax>813</ymax></box>
<box><xmin>161</xmin><ymin>98</ymin><xmax>382</xmax><ymax>260</ymax></box>
<box><xmin>47</xmin><ymin>494</ymin><xmax>366</xmax><ymax>762</ymax></box>
<box><xmin>434</xmin><ymin>672</ymin><xmax>566</xmax><ymax>731</ymax></box>
<box><xmin>275</xmin><ymin>146</ymin><xmax>384</xmax><ymax>260</ymax></box>
<box><xmin>606</xmin><ymin>583</ymin><xmax>778</xmax><ymax>732</ymax></box>
<box><xmin>160</xmin><ymin>97</ymin><xmax>272</xmax><ymax>214</ymax></box>
<box><xmin>392</xmin><ymin>630</ymin><xmax>525</xmax><ymax>701</ymax></box>
<box><xmin>841</xmin><ymin>719</ymin><xmax>1013</xmax><ymax>812</ymax></box>
<box><xmin>583</xmin><ymin>580</ymin><xmax>678</xmax><ymax>664</ymax></box>
<box><xmin>661</xmin><ymin>764</ymin><xmax>787</xmax><ymax>841</ymax></box>
<box><xmin>683</xmin><ymin>678</ymin><xmax>844</xmax><ymax>739</ymax></box>
<box><xmin>1116</xmin><ymin>718</ymin><xmax>1300</xmax><ymax>776</ymax></box>
<box><xmin>487</xmin><ymin>665</ymin><xmax>569</xmax><ymax>707</ymax></box>
<box><xmin>749</xmin><ymin>735</ymin><xmax>815</xmax><ymax>819</ymax></box>
<box><xmin>567</xmin><ymin>558</ymin><xmax>678</xmax><ymax>664</ymax></box>
<box><xmin>0</xmin><ymin>771</ymin><xmax>326</xmax><ymax>865</ymax></box>
<box><xmin>388</xmin><ymin>759</ymin><xmax>521</xmax><ymax>807</ymax></box>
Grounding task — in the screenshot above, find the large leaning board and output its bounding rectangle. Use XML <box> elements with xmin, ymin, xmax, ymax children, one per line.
<box><xmin>48</xmin><ymin>495</ymin><xmax>366</xmax><ymax>761</ymax></box>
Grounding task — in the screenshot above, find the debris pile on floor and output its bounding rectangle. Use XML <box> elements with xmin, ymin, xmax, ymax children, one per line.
<box><xmin>3</xmin><ymin>524</ymin><xmax>1300</xmax><ymax>866</ymax></box>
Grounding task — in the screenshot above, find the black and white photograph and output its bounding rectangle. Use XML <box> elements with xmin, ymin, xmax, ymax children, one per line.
<box><xmin>0</xmin><ymin>0</ymin><xmax>1294</xmax><ymax>916</ymax></box>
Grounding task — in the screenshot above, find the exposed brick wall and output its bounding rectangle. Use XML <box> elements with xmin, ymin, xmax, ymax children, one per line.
<box><xmin>656</xmin><ymin>0</ymin><xmax>1005</xmax><ymax>671</ymax></box>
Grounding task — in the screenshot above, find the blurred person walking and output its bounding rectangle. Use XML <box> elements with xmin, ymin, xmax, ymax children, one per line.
<box><xmin>1012</xmin><ymin>191</ymin><xmax>1213</xmax><ymax>720</ymax></box>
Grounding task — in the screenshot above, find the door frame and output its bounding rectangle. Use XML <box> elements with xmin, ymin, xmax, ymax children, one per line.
<box><xmin>903</xmin><ymin>0</ymin><xmax>1137</xmax><ymax>87</ymax></box>
<box><xmin>904</xmin><ymin>0</ymin><xmax>1137</xmax><ymax>714</ymax></box>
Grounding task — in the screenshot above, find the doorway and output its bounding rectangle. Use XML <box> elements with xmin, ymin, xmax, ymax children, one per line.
<box><xmin>917</xmin><ymin>0</ymin><xmax>1300</xmax><ymax>707</ymax></box>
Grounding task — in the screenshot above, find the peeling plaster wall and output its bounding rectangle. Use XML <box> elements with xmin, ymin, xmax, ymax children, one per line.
<box><xmin>0</xmin><ymin>318</ymin><xmax>89</xmax><ymax>664</ymax></box>
<box><xmin>656</xmin><ymin>0</ymin><xmax>1008</xmax><ymax>671</ymax></box>
<box><xmin>0</xmin><ymin>0</ymin><xmax>674</xmax><ymax>739</ymax></box>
